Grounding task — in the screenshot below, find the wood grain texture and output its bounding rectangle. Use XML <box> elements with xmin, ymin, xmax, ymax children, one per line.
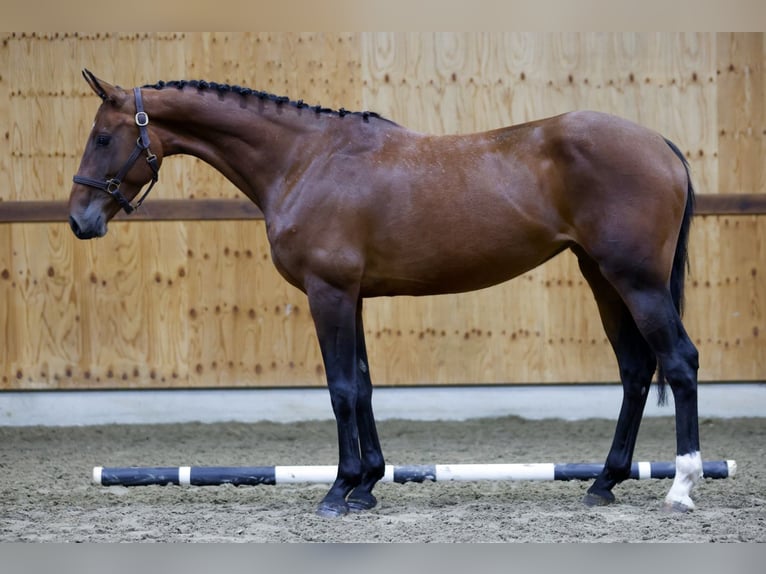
<box><xmin>716</xmin><ymin>33</ymin><xmax>765</xmax><ymax>197</ymax></box>
<box><xmin>684</xmin><ymin>216</ymin><xmax>765</xmax><ymax>381</ymax></box>
<box><xmin>0</xmin><ymin>33</ymin><xmax>764</xmax><ymax>390</ymax></box>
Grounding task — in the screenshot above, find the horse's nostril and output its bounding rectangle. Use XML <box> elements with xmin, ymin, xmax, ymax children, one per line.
<box><xmin>69</xmin><ymin>215</ymin><xmax>82</xmax><ymax>238</ymax></box>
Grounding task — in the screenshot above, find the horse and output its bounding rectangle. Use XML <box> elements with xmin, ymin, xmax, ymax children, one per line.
<box><xmin>68</xmin><ymin>69</ymin><xmax>701</xmax><ymax>517</ymax></box>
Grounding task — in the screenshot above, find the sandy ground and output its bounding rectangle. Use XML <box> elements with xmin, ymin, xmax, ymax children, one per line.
<box><xmin>1</xmin><ymin>415</ymin><xmax>764</xmax><ymax>542</ymax></box>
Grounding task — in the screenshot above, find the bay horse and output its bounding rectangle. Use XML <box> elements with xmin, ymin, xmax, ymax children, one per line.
<box><xmin>68</xmin><ymin>70</ymin><xmax>702</xmax><ymax>517</ymax></box>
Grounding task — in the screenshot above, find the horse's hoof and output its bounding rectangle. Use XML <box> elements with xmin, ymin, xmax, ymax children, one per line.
<box><xmin>582</xmin><ymin>491</ymin><xmax>615</xmax><ymax>507</ymax></box>
<box><xmin>662</xmin><ymin>500</ymin><xmax>694</xmax><ymax>514</ymax></box>
<box><xmin>315</xmin><ymin>500</ymin><xmax>349</xmax><ymax>518</ymax></box>
<box><xmin>347</xmin><ymin>491</ymin><xmax>377</xmax><ymax>512</ymax></box>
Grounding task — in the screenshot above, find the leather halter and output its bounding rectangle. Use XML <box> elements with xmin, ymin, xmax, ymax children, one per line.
<box><xmin>73</xmin><ymin>87</ymin><xmax>160</xmax><ymax>214</ymax></box>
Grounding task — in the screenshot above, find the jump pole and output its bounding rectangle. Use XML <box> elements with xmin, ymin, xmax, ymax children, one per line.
<box><xmin>93</xmin><ymin>460</ymin><xmax>736</xmax><ymax>487</ymax></box>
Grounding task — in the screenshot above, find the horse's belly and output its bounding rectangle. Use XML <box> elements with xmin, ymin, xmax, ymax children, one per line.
<box><xmin>360</xmin><ymin>241</ymin><xmax>567</xmax><ymax>297</ymax></box>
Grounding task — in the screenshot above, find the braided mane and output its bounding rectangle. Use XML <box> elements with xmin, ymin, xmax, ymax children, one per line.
<box><xmin>142</xmin><ymin>79</ymin><xmax>393</xmax><ymax>124</ymax></box>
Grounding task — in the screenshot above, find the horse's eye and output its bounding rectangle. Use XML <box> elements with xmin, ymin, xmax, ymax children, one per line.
<box><xmin>95</xmin><ymin>134</ymin><xmax>111</xmax><ymax>147</ymax></box>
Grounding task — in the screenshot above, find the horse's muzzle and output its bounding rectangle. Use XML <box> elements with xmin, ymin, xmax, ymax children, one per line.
<box><xmin>69</xmin><ymin>214</ymin><xmax>105</xmax><ymax>240</ymax></box>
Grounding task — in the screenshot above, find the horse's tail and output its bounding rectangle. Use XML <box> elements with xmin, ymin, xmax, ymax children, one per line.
<box><xmin>664</xmin><ymin>138</ymin><xmax>695</xmax><ymax>316</ymax></box>
<box><xmin>656</xmin><ymin>138</ymin><xmax>696</xmax><ymax>405</ymax></box>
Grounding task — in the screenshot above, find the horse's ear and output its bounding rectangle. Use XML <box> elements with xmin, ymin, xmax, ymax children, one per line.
<box><xmin>81</xmin><ymin>69</ymin><xmax>126</xmax><ymax>105</ymax></box>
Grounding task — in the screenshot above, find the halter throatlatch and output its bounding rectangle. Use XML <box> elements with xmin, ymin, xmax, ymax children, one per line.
<box><xmin>73</xmin><ymin>87</ymin><xmax>160</xmax><ymax>214</ymax></box>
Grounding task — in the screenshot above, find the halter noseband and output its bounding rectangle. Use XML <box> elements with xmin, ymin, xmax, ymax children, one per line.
<box><xmin>73</xmin><ymin>87</ymin><xmax>160</xmax><ymax>214</ymax></box>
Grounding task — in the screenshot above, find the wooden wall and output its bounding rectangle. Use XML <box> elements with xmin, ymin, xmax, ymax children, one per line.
<box><xmin>0</xmin><ymin>32</ymin><xmax>763</xmax><ymax>390</ymax></box>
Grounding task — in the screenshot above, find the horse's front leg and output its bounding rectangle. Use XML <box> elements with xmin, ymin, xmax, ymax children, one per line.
<box><xmin>346</xmin><ymin>298</ymin><xmax>386</xmax><ymax>511</ymax></box>
<box><xmin>307</xmin><ymin>280</ymin><xmax>363</xmax><ymax>517</ymax></box>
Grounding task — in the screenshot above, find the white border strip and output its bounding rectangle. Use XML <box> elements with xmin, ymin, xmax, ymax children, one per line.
<box><xmin>1</xmin><ymin>384</ymin><xmax>764</xmax><ymax>426</ymax></box>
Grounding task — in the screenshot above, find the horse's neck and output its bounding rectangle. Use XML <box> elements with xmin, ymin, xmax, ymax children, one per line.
<box><xmin>148</xmin><ymin>89</ymin><xmax>319</xmax><ymax>213</ymax></box>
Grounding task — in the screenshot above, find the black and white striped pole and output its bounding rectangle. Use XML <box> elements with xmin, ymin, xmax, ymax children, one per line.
<box><xmin>93</xmin><ymin>460</ymin><xmax>736</xmax><ymax>487</ymax></box>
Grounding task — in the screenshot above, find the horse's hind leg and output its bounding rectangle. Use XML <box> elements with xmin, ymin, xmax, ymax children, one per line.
<box><xmin>347</xmin><ymin>299</ymin><xmax>386</xmax><ymax>512</ymax></box>
<box><xmin>614</xmin><ymin>281</ymin><xmax>702</xmax><ymax>511</ymax></box>
<box><xmin>576</xmin><ymin>251</ymin><xmax>657</xmax><ymax>506</ymax></box>
<box><xmin>591</xmin><ymin>258</ymin><xmax>702</xmax><ymax>511</ymax></box>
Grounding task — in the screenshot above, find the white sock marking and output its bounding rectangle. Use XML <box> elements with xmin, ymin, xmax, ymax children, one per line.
<box><xmin>665</xmin><ymin>451</ymin><xmax>703</xmax><ymax>509</ymax></box>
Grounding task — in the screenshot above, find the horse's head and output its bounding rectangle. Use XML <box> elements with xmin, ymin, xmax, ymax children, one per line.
<box><xmin>68</xmin><ymin>70</ymin><xmax>164</xmax><ymax>239</ymax></box>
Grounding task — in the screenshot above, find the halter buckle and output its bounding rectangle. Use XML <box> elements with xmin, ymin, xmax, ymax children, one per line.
<box><xmin>135</xmin><ymin>111</ymin><xmax>149</xmax><ymax>126</ymax></box>
<box><xmin>106</xmin><ymin>179</ymin><xmax>121</xmax><ymax>193</ymax></box>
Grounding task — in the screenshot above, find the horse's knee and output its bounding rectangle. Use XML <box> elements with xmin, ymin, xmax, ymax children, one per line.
<box><xmin>329</xmin><ymin>383</ymin><xmax>357</xmax><ymax>419</ymax></box>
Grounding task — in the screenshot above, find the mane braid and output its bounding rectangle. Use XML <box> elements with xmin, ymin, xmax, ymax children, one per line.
<box><xmin>143</xmin><ymin>79</ymin><xmax>391</xmax><ymax>124</ymax></box>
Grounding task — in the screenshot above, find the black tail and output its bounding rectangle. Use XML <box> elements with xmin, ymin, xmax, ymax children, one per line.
<box><xmin>656</xmin><ymin>138</ymin><xmax>695</xmax><ymax>404</ymax></box>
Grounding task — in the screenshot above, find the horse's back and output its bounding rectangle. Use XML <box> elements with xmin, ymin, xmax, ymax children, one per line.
<box><xmin>272</xmin><ymin>110</ymin><xmax>689</xmax><ymax>298</ymax></box>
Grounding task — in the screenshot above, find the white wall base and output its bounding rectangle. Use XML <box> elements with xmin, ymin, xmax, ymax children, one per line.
<box><xmin>1</xmin><ymin>383</ymin><xmax>763</xmax><ymax>426</ymax></box>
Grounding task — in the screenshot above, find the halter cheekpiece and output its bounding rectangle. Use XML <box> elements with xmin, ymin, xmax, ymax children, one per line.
<box><xmin>73</xmin><ymin>87</ymin><xmax>160</xmax><ymax>214</ymax></box>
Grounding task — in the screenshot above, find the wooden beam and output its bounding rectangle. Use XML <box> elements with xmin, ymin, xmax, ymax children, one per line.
<box><xmin>695</xmin><ymin>194</ymin><xmax>766</xmax><ymax>215</ymax></box>
<box><xmin>0</xmin><ymin>199</ymin><xmax>265</xmax><ymax>223</ymax></box>
<box><xmin>0</xmin><ymin>195</ymin><xmax>765</xmax><ymax>223</ymax></box>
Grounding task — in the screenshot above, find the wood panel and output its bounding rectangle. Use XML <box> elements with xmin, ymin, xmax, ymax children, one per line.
<box><xmin>0</xmin><ymin>35</ymin><xmax>10</xmax><ymax>208</ymax></box>
<box><xmin>0</xmin><ymin>32</ymin><xmax>764</xmax><ymax>390</ymax></box>
<box><xmin>685</xmin><ymin>216</ymin><xmax>765</xmax><ymax>380</ymax></box>
<box><xmin>184</xmin><ymin>221</ymin><xmax>323</xmax><ymax>388</ymax></box>
<box><xmin>716</xmin><ymin>33</ymin><xmax>765</xmax><ymax>199</ymax></box>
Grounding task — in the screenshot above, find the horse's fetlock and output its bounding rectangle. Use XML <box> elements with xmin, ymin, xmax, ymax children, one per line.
<box><xmin>339</xmin><ymin>469</ymin><xmax>363</xmax><ymax>488</ymax></box>
<box><xmin>607</xmin><ymin>465</ymin><xmax>631</xmax><ymax>483</ymax></box>
<box><xmin>367</xmin><ymin>456</ymin><xmax>386</xmax><ymax>481</ymax></box>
